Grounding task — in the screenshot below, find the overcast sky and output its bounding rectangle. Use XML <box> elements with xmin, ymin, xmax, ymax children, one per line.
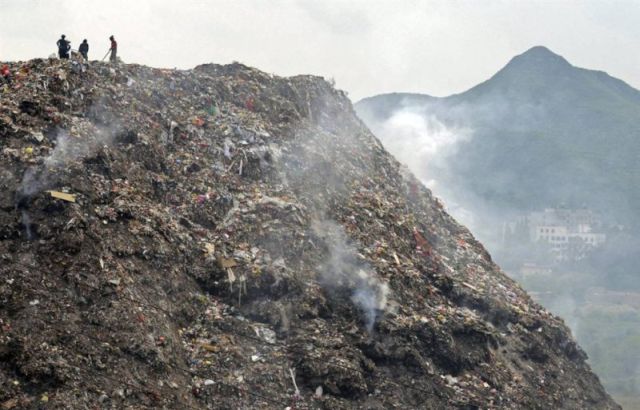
<box><xmin>1</xmin><ymin>0</ymin><xmax>639</xmax><ymax>100</ymax></box>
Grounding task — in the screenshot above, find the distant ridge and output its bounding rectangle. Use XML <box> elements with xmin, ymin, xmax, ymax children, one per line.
<box><xmin>356</xmin><ymin>46</ymin><xmax>640</xmax><ymax>227</ymax></box>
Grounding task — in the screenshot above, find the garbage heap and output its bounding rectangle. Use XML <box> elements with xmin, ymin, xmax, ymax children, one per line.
<box><xmin>0</xmin><ymin>59</ymin><xmax>619</xmax><ymax>409</ymax></box>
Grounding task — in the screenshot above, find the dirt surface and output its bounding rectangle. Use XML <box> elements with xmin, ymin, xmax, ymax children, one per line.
<box><xmin>0</xmin><ymin>58</ymin><xmax>620</xmax><ymax>409</ymax></box>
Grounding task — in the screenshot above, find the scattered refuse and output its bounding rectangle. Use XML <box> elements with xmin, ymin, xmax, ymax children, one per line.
<box><xmin>48</xmin><ymin>190</ymin><xmax>76</xmax><ymax>202</ymax></box>
<box><xmin>31</xmin><ymin>132</ymin><xmax>44</xmax><ymax>143</ymax></box>
<box><xmin>0</xmin><ymin>58</ymin><xmax>617</xmax><ymax>410</ymax></box>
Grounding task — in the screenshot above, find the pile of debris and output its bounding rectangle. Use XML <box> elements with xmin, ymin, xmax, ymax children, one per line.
<box><xmin>0</xmin><ymin>58</ymin><xmax>619</xmax><ymax>409</ymax></box>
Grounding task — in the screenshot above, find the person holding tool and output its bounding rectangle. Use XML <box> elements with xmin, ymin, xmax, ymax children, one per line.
<box><xmin>109</xmin><ymin>35</ymin><xmax>117</xmax><ymax>63</ymax></box>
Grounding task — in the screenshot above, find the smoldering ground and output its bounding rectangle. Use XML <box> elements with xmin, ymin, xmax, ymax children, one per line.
<box><xmin>15</xmin><ymin>114</ymin><xmax>124</xmax><ymax>241</ymax></box>
<box><xmin>253</xmin><ymin>93</ymin><xmax>393</xmax><ymax>333</ymax></box>
<box><xmin>311</xmin><ymin>219</ymin><xmax>389</xmax><ymax>332</ymax></box>
<box><xmin>17</xmin><ymin>118</ymin><xmax>123</xmax><ymax>202</ymax></box>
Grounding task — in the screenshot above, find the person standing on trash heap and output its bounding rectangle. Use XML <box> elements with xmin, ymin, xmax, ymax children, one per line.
<box><xmin>79</xmin><ymin>39</ymin><xmax>89</xmax><ymax>60</ymax></box>
<box><xmin>109</xmin><ymin>35</ymin><xmax>117</xmax><ymax>63</ymax></box>
<box><xmin>57</xmin><ymin>35</ymin><xmax>71</xmax><ymax>59</ymax></box>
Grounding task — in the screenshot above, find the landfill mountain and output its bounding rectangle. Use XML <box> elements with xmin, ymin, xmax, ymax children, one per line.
<box><xmin>355</xmin><ymin>46</ymin><xmax>640</xmax><ymax>230</ymax></box>
<box><xmin>0</xmin><ymin>58</ymin><xmax>618</xmax><ymax>409</ymax></box>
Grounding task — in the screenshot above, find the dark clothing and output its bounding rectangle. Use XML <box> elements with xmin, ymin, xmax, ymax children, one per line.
<box><xmin>109</xmin><ymin>39</ymin><xmax>117</xmax><ymax>63</ymax></box>
<box><xmin>57</xmin><ymin>38</ymin><xmax>71</xmax><ymax>59</ymax></box>
<box><xmin>79</xmin><ymin>42</ymin><xmax>89</xmax><ymax>60</ymax></box>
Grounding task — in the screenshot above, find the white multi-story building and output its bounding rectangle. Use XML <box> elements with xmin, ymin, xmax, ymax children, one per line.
<box><xmin>527</xmin><ymin>208</ymin><xmax>606</xmax><ymax>261</ymax></box>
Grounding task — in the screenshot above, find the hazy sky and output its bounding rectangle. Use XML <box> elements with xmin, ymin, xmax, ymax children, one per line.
<box><xmin>1</xmin><ymin>0</ymin><xmax>639</xmax><ymax>100</ymax></box>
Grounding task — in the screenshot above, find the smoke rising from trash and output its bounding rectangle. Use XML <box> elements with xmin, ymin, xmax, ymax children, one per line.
<box><xmin>19</xmin><ymin>122</ymin><xmax>120</xmax><ymax>199</ymax></box>
<box><xmin>264</xmin><ymin>99</ymin><xmax>393</xmax><ymax>332</ymax></box>
<box><xmin>376</xmin><ymin>108</ymin><xmax>471</xmax><ymax>191</ymax></box>
<box><xmin>312</xmin><ymin>219</ymin><xmax>389</xmax><ymax>332</ymax></box>
<box><xmin>359</xmin><ymin>103</ymin><xmax>482</xmax><ymax>233</ymax></box>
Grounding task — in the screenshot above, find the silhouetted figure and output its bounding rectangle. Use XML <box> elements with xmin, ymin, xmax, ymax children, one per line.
<box><xmin>57</xmin><ymin>35</ymin><xmax>71</xmax><ymax>59</ymax></box>
<box><xmin>109</xmin><ymin>35</ymin><xmax>117</xmax><ymax>63</ymax></box>
<box><xmin>79</xmin><ymin>39</ymin><xmax>89</xmax><ymax>60</ymax></box>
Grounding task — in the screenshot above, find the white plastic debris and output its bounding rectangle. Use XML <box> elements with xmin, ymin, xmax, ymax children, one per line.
<box><xmin>32</xmin><ymin>132</ymin><xmax>44</xmax><ymax>143</ymax></box>
<box><xmin>252</xmin><ymin>326</ymin><xmax>276</xmax><ymax>344</ymax></box>
<box><xmin>289</xmin><ymin>368</ymin><xmax>301</xmax><ymax>398</ymax></box>
<box><xmin>223</xmin><ymin>138</ymin><xmax>234</xmax><ymax>159</ymax></box>
<box><xmin>444</xmin><ymin>375</ymin><xmax>458</xmax><ymax>385</ymax></box>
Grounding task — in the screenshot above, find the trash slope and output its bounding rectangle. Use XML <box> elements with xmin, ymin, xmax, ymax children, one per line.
<box><xmin>0</xmin><ymin>59</ymin><xmax>619</xmax><ymax>409</ymax></box>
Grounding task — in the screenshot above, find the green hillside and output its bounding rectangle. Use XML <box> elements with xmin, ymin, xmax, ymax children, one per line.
<box><xmin>357</xmin><ymin>46</ymin><xmax>640</xmax><ymax>228</ymax></box>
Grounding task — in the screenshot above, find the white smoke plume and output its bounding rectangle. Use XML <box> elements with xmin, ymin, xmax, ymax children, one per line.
<box><xmin>313</xmin><ymin>219</ymin><xmax>389</xmax><ymax>332</ymax></box>
<box><xmin>377</xmin><ymin>109</ymin><xmax>471</xmax><ymax>189</ymax></box>
<box><xmin>19</xmin><ymin>122</ymin><xmax>119</xmax><ymax>198</ymax></box>
<box><xmin>371</xmin><ymin>107</ymin><xmax>478</xmax><ymax>229</ymax></box>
